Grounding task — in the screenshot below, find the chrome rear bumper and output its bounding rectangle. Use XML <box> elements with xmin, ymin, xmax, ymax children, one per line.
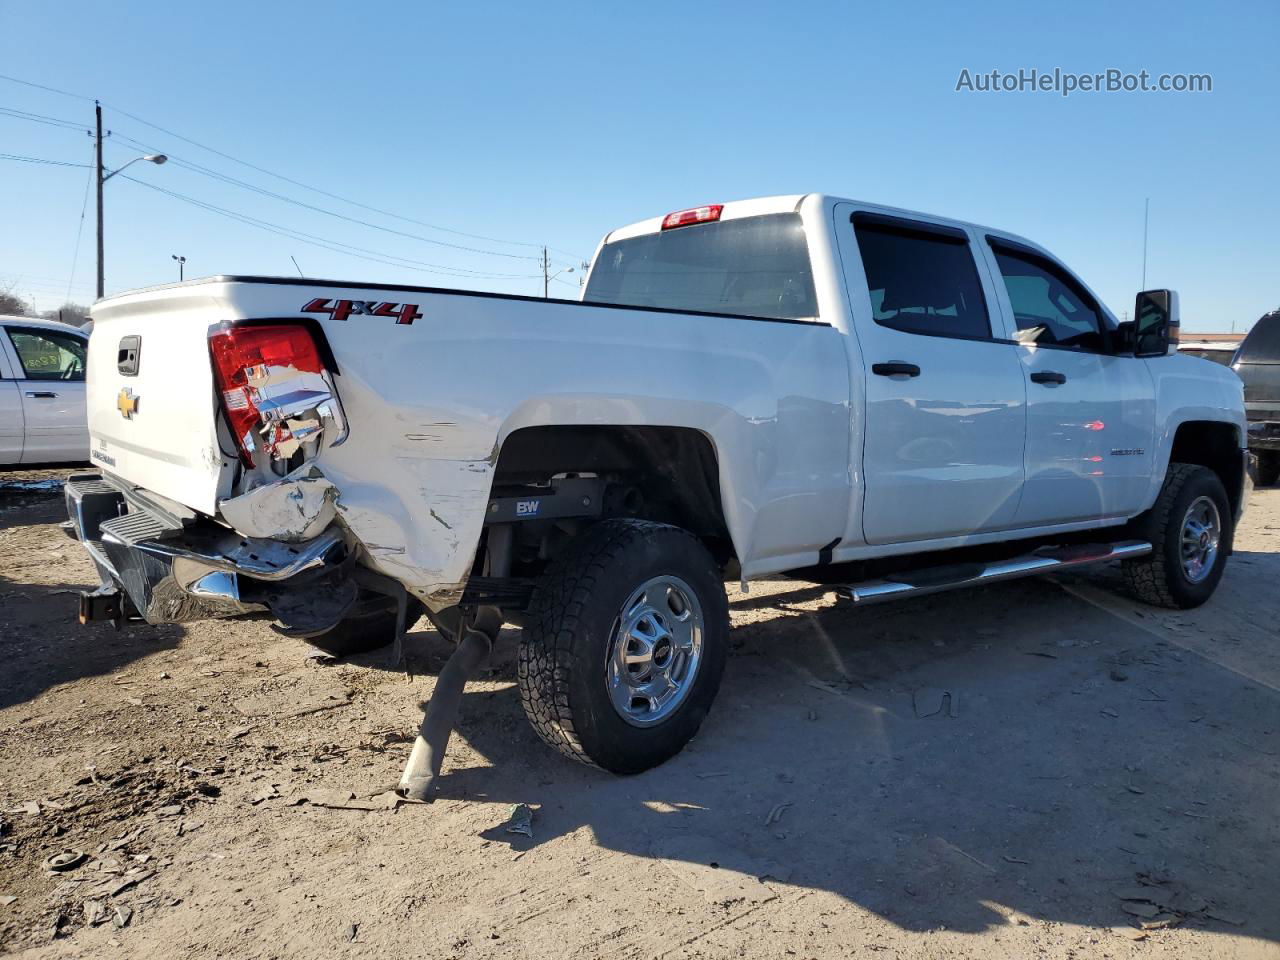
<box><xmin>66</xmin><ymin>472</ymin><xmax>346</xmax><ymax>624</ymax></box>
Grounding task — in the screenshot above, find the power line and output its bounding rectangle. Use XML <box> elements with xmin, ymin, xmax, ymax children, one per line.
<box><xmin>66</xmin><ymin>145</ymin><xmax>95</xmax><ymax>302</ymax></box>
<box><xmin>120</xmin><ymin>175</ymin><xmax>543</xmax><ymax>281</ymax></box>
<box><xmin>0</xmin><ymin>73</ymin><xmax>591</xmax><ymax>266</ymax></box>
<box><xmin>0</xmin><ymin>152</ymin><xmax>90</xmax><ymax>167</ymax></box>
<box><xmin>0</xmin><ymin>73</ymin><xmax>93</xmax><ymax>102</ymax></box>
<box><xmin>105</xmin><ymin>106</ymin><xmax>586</xmax><ymax>260</ymax></box>
<box><xmin>0</xmin><ymin>105</ymin><xmax>85</xmax><ymax>130</ymax></box>
<box><xmin>107</xmin><ymin>132</ymin><xmax>557</xmax><ymax>264</ymax></box>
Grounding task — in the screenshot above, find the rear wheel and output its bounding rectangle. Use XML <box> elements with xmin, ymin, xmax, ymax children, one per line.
<box><xmin>306</xmin><ymin>591</ymin><xmax>424</xmax><ymax>657</ymax></box>
<box><xmin>1122</xmin><ymin>463</ymin><xmax>1231</xmax><ymax>609</ymax></box>
<box><xmin>1254</xmin><ymin>451</ymin><xmax>1280</xmax><ymax>487</ymax></box>
<box><xmin>518</xmin><ymin>519</ymin><xmax>729</xmax><ymax>774</ymax></box>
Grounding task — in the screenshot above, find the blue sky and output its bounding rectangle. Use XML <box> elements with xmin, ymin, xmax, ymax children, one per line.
<box><xmin>0</xmin><ymin>0</ymin><xmax>1276</xmax><ymax>331</ymax></box>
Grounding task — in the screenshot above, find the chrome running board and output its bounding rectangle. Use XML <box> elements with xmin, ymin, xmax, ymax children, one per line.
<box><xmin>835</xmin><ymin>540</ymin><xmax>1152</xmax><ymax>605</ymax></box>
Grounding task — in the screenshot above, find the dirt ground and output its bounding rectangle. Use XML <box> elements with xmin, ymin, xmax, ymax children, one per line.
<box><xmin>0</xmin><ymin>469</ymin><xmax>1277</xmax><ymax>960</ymax></box>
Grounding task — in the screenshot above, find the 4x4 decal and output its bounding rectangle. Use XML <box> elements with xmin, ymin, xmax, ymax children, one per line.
<box><xmin>302</xmin><ymin>298</ymin><xmax>422</xmax><ymax>326</ymax></box>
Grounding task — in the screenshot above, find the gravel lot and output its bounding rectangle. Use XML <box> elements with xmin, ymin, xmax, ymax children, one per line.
<box><xmin>1</xmin><ymin>469</ymin><xmax>1277</xmax><ymax>959</ymax></box>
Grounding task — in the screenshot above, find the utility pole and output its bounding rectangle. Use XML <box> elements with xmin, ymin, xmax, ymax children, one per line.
<box><xmin>542</xmin><ymin>246</ymin><xmax>550</xmax><ymax>299</ymax></box>
<box><xmin>95</xmin><ymin>100</ymin><xmax>105</xmax><ymax>300</ymax></box>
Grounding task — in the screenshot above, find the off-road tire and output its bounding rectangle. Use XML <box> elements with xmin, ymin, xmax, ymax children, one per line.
<box><xmin>1254</xmin><ymin>451</ymin><xmax>1280</xmax><ymax>487</ymax></box>
<box><xmin>1122</xmin><ymin>463</ymin><xmax>1231</xmax><ymax>609</ymax></box>
<box><xmin>518</xmin><ymin>519</ymin><xmax>729</xmax><ymax>774</ymax></box>
<box><xmin>306</xmin><ymin>592</ymin><xmax>425</xmax><ymax>657</ymax></box>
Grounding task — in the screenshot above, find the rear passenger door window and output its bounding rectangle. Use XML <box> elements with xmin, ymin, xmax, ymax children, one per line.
<box><xmin>990</xmin><ymin>245</ymin><xmax>1105</xmax><ymax>352</ymax></box>
<box><xmin>853</xmin><ymin>216</ymin><xmax>991</xmax><ymax>340</ymax></box>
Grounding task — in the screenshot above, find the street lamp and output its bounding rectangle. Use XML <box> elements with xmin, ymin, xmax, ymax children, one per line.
<box><xmin>171</xmin><ymin>254</ymin><xmax>186</xmax><ymax>282</ymax></box>
<box><xmin>543</xmin><ymin>266</ymin><xmax>573</xmax><ymax>299</ymax></box>
<box><xmin>95</xmin><ymin>100</ymin><xmax>168</xmax><ymax>298</ymax></box>
<box><xmin>101</xmin><ymin>153</ymin><xmax>167</xmax><ymax>184</ymax></box>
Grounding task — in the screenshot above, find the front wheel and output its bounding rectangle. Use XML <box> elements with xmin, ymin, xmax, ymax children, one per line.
<box><xmin>1122</xmin><ymin>463</ymin><xmax>1232</xmax><ymax>609</ymax></box>
<box><xmin>518</xmin><ymin>519</ymin><xmax>729</xmax><ymax>774</ymax></box>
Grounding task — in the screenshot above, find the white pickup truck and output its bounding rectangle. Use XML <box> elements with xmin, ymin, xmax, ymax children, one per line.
<box><xmin>67</xmin><ymin>194</ymin><xmax>1248</xmax><ymax>776</ymax></box>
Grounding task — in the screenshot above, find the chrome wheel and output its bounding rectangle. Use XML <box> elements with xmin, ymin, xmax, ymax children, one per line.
<box><xmin>606</xmin><ymin>575</ymin><xmax>704</xmax><ymax>727</ymax></box>
<box><xmin>1180</xmin><ymin>495</ymin><xmax>1221</xmax><ymax>584</ymax></box>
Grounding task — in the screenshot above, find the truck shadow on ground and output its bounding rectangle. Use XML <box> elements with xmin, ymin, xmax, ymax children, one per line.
<box><xmin>0</xmin><ymin>492</ymin><xmax>186</xmax><ymax>711</ymax></box>
<box><xmin>424</xmin><ymin>571</ymin><xmax>1279</xmax><ymax>942</ymax></box>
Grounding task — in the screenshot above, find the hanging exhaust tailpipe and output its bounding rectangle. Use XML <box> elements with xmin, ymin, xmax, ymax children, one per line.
<box><xmin>397</xmin><ymin>607</ymin><xmax>502</xmax><ymax>802</ymax></box>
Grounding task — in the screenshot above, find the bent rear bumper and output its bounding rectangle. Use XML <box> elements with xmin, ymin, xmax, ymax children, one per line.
<box><xmin>66</xmin><ymin>473</ymin><xmax>346</xmax><ymax>624</ymax></box>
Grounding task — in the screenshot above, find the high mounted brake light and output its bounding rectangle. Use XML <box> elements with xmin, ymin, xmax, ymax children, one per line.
<box><xmin>661</xmin><ymin>204</ymin><xmax>723</xmax><ymax>230</ymax></box>
<box><xmin>209</xmin><ymin>324</ymin><xmax>346</xmax><ymax>469</ymax></box>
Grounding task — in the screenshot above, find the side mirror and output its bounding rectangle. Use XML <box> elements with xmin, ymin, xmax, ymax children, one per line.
<box><xmin>1133</xmin><ymin>289</ymin><xmax>1180</xmax><ymax>357</ymax></box>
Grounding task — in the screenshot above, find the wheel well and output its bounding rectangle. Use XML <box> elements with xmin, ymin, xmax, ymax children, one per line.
<box><xmin>487</xmin><ymin>425</ymin><xmax>734</xmax><ymax>574</ymax></box>
<box><xmin>1169</xmin><ymin>421</ymin><xmax>1244</xmax><ymax>516</ymax></box>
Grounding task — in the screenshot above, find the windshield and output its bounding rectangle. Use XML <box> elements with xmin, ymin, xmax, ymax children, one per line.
<box><xmin>583</xmin><ymin>213</ymin><xmax>818</xmax><ymax>321</ymax></box>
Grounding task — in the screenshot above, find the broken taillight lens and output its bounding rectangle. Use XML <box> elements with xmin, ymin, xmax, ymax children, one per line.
<box><xmin>209</xmin><ymin>324</ymin><xmax>330</xmax><ymax>469</ymax></box>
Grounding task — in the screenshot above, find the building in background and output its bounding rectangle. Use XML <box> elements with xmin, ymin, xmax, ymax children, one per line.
<box><xmin>1178</xmin><ymin>331</ymin><xmax>1245</xmax><ymax>366</ymax></box>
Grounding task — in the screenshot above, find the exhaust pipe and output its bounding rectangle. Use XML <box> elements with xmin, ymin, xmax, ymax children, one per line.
<box><xmin>397</xmin><ymin>607</ymin><xmax>502</xmax><ymax>802</ymax></box>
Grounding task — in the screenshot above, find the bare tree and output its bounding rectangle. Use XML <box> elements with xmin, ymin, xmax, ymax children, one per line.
<box><xmin>0</xmin><ymin>287</ymin><xmax>30</xmax><ymax>317</ymax></box>
<box><xmin>41</xmin><ymin>302</ymin><xmax>92</xmax><ymax>327</ymax></box>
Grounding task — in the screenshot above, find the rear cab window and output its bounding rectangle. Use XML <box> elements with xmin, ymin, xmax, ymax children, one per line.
<box><xmin>853</xmin><ymin>215</ymin><xmax>992</xmax><ymax>340</ymax></box>
<box><xmin>583</xmin><ymin>213</ymin><xmax>818</xmax><ymax>321</ymax></box>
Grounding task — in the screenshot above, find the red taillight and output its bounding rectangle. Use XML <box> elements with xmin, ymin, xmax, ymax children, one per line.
<box><xmin>209</xmin><ymin>325</ymin><xmax>325</xmax><ymax>468</ymax></box>
<box><xmin>661</xmin><ymin>204</ymin><xmax>723</xmax><ymax>230</ymax></box>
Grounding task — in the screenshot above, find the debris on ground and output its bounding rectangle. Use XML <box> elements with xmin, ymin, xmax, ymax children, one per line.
<box><xmin>249</xmin><ymin>784</ymin><xmax>281</xmax><ymax>805</ymax></box>
<box><xmin>503</xmin><ymin>803</ymin><xmax>534</xmax><ymax>838</ymax></box>
<box><xmin>45</xmin><ymin>851</ymin><xmax>88</xmax><ymax>873</ymax></box>
<box><xmin>913</xmin><ymin>687</ymin><xmax>960</xmax><ymax>718</ymax></box>
<box><xmin>764</xmin><ymin>801</ymin><xmax>792</xmax><ymax>826</ymax></box>
<box><xmin>1112</xmin><ymin>874</ymin><xmax>1239</xmax><ymax>929</ymax></box>
<box><xmin>291</xmin><ymin>789</ymin><xmax>401</xmax><ymax>811</ymax></box>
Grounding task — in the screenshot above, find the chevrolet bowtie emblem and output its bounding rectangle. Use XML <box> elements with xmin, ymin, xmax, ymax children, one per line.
<box><xmin>117</xmin><ymin>387</ymin><xmax>139</xmax><ymax>419</ymax></box>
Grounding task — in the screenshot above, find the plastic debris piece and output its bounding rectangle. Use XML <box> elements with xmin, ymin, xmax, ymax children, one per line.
<box><xmin>83</xmin><ymin>900</ymin><xmax>109</xmax><ymax>925</ymax></box>
<box><xmin>764</xmin><ymin>802</ymin><xmax>793</xmax><ymax>826</ymax></box>
<box><xmin>113</xmin><ymin>904</ymin><xmax>133</xmax><ymax>928</ymax></box>
<box><xmin>504</xmin><ymin>803</ymin><xmax>534</xmax><ymax>838</ymax></box>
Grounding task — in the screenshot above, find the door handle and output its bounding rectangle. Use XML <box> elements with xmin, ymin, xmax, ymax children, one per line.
<box><xmin>24</xmin><ymin>391</ymin><xmax>59</xmax><ymax>399</ymax></box>
<box><xmin>871</xmin><ymin>362</ymin><xmax>921</xmax><ymax>378</ymax></box>
<box><xmin>1030</xmin><ymin>371</ymin><xmax>1067</xmax><ymax>385</ymax></box>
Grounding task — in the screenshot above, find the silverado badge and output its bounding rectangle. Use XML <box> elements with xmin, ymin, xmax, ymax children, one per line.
<box><xmin>117</xmin><ymin>387</ymin><xmax>139</xmax><ymax>419</ymax></box>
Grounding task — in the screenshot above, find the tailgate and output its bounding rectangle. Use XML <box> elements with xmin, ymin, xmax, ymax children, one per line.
<box><xmin>88</xmin><ymin>284</ymin><xmax>236</xmax><ymax>514</ymax></box>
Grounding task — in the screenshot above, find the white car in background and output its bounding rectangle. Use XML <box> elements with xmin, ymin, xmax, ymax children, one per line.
<box><xmin>0</xmin><ymin>315</ymin><xmax>90</xmax><ymax>465</ymax></box>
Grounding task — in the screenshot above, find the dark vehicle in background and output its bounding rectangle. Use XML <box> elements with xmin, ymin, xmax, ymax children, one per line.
<box><xmin>1235</xmin><ymin>309</ymin><xmax>1280</xmax><ymax>486</ymax></box>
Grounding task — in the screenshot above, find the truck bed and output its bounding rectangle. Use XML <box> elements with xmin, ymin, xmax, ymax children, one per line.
<box><xmin>87</xmin><ymin>275</ymin><xmax>850</xmax><ymax>605</ymax></box>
